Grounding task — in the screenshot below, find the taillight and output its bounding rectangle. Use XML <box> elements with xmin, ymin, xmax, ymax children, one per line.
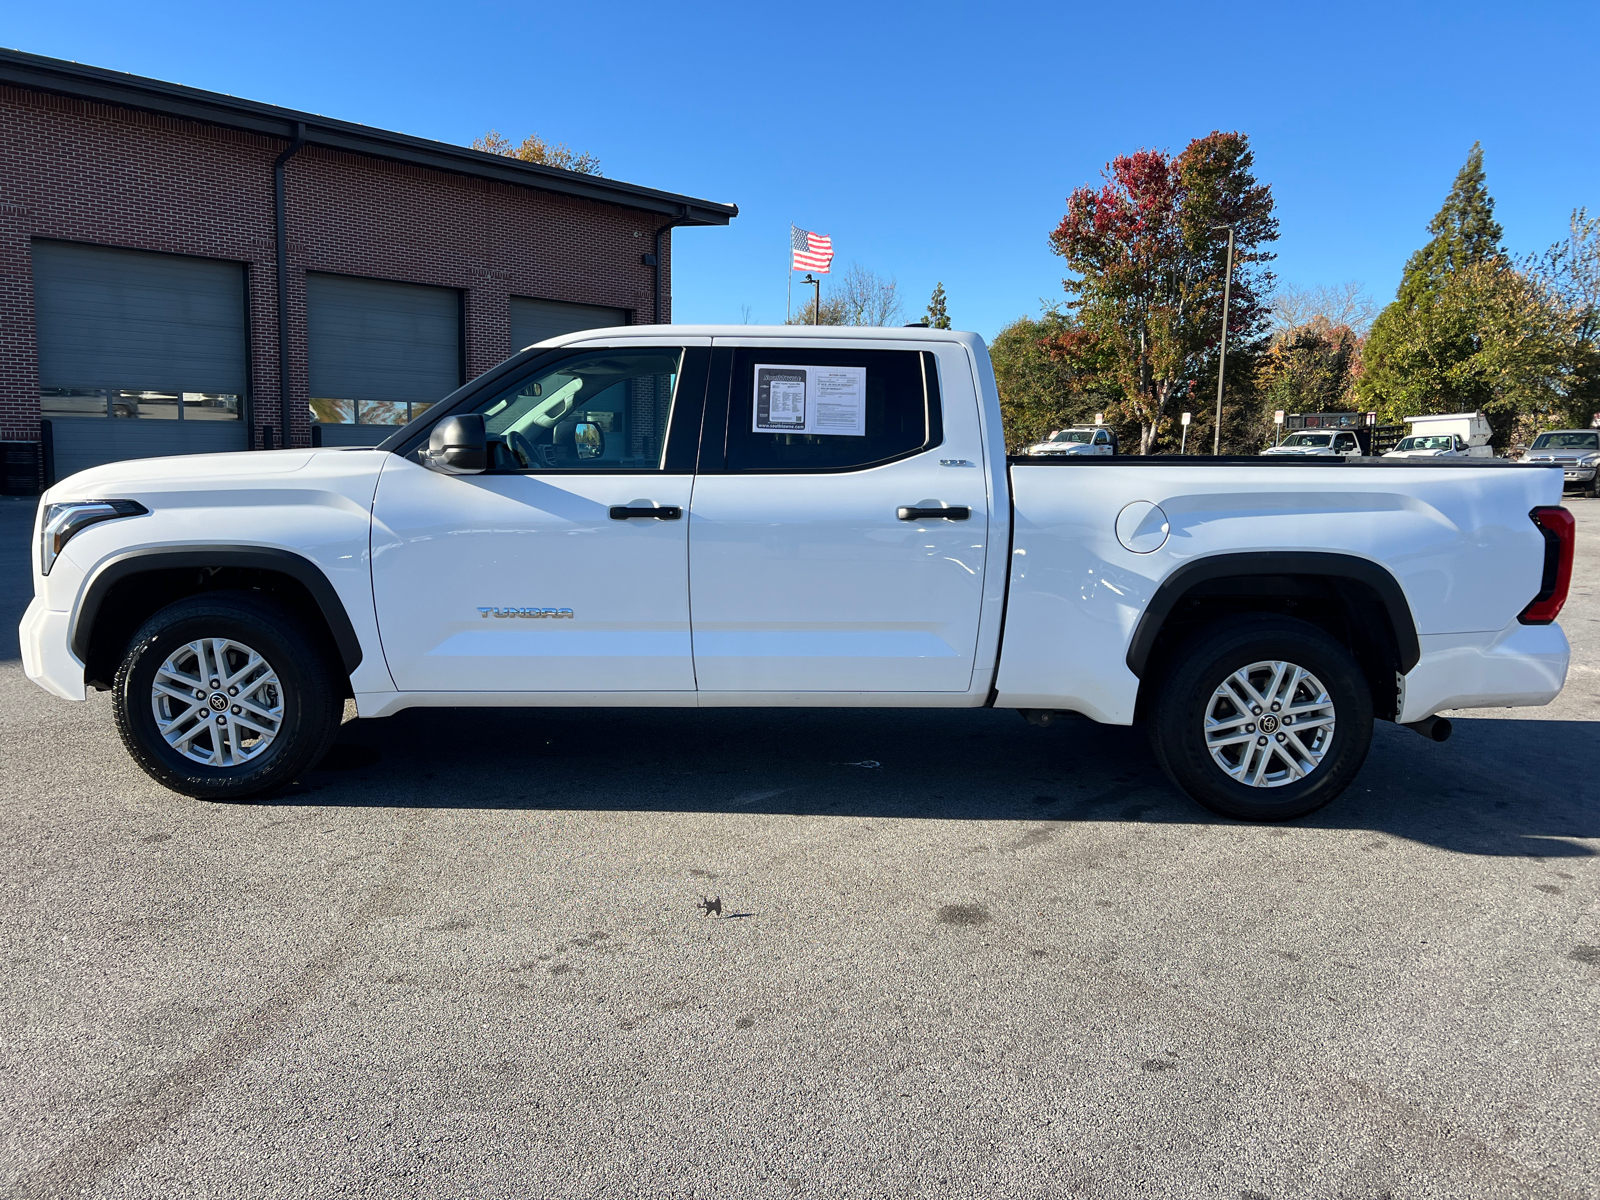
<box><xmin>1518</xmin><ymin>506</ymin><xmax>1575</xmax><ymax>624</ymax></box>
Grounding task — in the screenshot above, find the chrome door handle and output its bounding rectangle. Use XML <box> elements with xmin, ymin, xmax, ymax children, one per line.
<box><xmin>897</xmin><ymin>505</ymin><xmax>970</xmax><ymax>521</ymax></box>
<box><xmin>609</xmin><ymin>505</ymin><xmax>682</xmax><ymax>520</ymax></box>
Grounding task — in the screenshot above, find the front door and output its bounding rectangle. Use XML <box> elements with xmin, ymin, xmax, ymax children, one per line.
<box><xmin>688</xmin><ymin>342</ymin><xmax>991</xmax><ymax>694</ymax></box>
<box><xmin>371</xmin><ymin>343</ymin><xmax>707</xmax><ymax>693</ymax></box>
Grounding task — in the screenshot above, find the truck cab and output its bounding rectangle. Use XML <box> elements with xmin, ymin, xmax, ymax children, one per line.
<box><xmin>1261</xmin><ymin>430</ymin><xmax>1361</xmax><ymax>458</ymax></box>
<box><xmin>1022</xmin><ymin>427</ymin><xmax>1115</xmax><ymax>456</ymax></box>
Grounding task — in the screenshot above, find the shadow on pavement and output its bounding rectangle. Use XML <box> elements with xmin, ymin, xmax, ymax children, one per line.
<box><xmin>271</xmin><ymin>704</ymin><xmax>1600</xmax><ymax>858</ymax></box>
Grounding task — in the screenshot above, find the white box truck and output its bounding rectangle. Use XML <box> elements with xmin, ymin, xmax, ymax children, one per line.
<box><xmin>1386</xmin><ymin>412</ymin><xmax>1494</xmax><ymax>458</ymax></box>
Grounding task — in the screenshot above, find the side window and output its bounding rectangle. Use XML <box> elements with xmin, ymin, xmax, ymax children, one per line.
<box><xmin>472</xmin><ymin>348</ymin><xmax>682</xmax><ymax>471</ymax></box>
<box><xmin>1336</xmin><ymin>434</ymin><xmax>1357</xmax><ymax>452</ymax></box>
<box><xmin>1093</xmin><ymin>430</ymin><xmax>1110</xmax><ymax>446</ymax></box>
<box><xmin>723</xmin><ymin>349</ymin><xmax>940</xmax><ymax>472</ymax></box>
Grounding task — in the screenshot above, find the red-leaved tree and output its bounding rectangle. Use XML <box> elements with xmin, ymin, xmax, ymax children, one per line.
<box><xmin>1049</xmin><ymin>132</ymin><xmax>1278</xmax><ymax>453</ymax></box>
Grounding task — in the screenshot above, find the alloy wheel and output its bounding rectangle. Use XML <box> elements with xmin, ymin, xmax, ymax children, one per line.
<box><xmin>150</xmin><ymin>637</ymin><xmax>284</xmax><ymax>767</ymax></box>
<box><xmin>1203</xmin><ymin>659</ymin><xmax>1336</xmax><ymax>788</ymax></box>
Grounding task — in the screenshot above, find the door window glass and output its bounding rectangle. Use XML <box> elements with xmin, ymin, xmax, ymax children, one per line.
<box><xmin>724</xmin><ymin>349</ymin><xmax>940</xmax><ymax>472</ymax></box>
<box><xmin>466</xmin><ymin>348</ymin><xmax>682</xmax><ymax>471</ymax></box>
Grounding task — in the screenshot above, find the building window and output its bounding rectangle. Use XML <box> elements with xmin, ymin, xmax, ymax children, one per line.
<box><xmin>42</xmin><ymin>387</ymin><xmax>241</xmax><ymax>420</ymax></box>
<box><xmin>308</xmin><ymin>398</ymin><xmax>435</xmax><ymax>426</ymax></box>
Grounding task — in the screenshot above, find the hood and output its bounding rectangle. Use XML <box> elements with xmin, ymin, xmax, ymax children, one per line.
<box><xmin>44</xmin><ymin>447</ymin><xmax>373</xmax><ymax>502</ymax></box>
<box><xmin>1523</xmin><ymin>451</ymin><xmax>1600</xmax><ymax>463</ymax></box>
<box><xmin>1384</xmin><ymin>449</ymin><xmax>1448</xmax><ymax>458</ymax></box>
<box><xmin>1261</xmin><ymin>445</ymin><xmax>1336</xmax><ymax>456</ymax></box>
<box><xmin>1027</xmin><ymin>441</ymin><xmax>1096</xmax><ymax>454</ymax></box>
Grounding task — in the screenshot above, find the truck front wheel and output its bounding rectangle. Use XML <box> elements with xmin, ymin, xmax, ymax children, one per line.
<box><xmin>112</xmin><ymin>592</ymin><xmax>344</xmax><ymax>800</ymax></box>
<box><xmin>1148</xmin><ymin>616</ymin><xmax>1373</xmax><ymax>821</ymax></box>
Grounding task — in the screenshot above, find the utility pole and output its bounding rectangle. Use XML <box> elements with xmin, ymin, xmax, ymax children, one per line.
<box><xmin>1211</xmin><ymin>224</ymin><xmax>1235</xmax><ymax>455</ymax></box>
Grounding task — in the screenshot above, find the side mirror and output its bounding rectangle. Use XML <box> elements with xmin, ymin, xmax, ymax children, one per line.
<box><xmin>425</xmin><ymin>414</ymin><xmax>488</xmax><ymax>474</ymax></box>
<box><xmin>574</xmin><ymin>421</ymin><xmax>605</xmax><ymax>460</ymax></box>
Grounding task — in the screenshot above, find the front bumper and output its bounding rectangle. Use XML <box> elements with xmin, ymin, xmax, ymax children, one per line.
<box><xmin>1398</xmin><ymin>621</ymin><xmax>1569</xmax><ymax>723</ymax></box>
<box><xmin>1563</xmin><ymin>467</ymin><xmax>1596</xmax><ymax>483</ymax></box>
<box><xmin>20</xmin><ymin>597</ymin><xmax>86</xmax><ymax>701</ymax></box>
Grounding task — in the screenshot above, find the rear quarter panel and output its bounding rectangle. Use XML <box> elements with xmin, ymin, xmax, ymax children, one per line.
<box><xmin>995</xmin><ymin>461</ymin><xmax>1561</xmax><ymax>723</ymax></box>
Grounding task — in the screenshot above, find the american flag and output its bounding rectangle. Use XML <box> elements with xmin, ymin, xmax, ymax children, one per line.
<box><xmin>791</xmin><ymin>225</ymin><xmax>833</xmax><ymax>273</ymax></box>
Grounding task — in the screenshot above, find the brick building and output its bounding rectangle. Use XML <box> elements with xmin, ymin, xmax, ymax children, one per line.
<box><xmin>0</xmin><ymin>49</ymin><xmax>736</xmax><ymax>490</ymax></box>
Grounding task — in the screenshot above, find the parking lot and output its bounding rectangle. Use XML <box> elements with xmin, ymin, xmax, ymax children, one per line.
<box><xmin>1</xmin><ymin>494</ymin><xmax>1596</xmax><ymax>1200</ymax></box>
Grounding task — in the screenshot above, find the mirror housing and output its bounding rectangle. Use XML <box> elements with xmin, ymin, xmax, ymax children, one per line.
<box><xmin>425</xmin><ymin>414</ymin><xmax>488</xmax><ymax>474</ymax></box>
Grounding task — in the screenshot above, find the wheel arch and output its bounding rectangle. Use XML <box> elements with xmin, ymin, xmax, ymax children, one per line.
<box><xmin>1127</xmin><ymin>552</ymin><xmax>1421</xmax><ymax>721</ymax></box>
<box><xmin>73</xmin><ymin>547</ymin><xmax>363</xmax><ymax>691</ymax></box>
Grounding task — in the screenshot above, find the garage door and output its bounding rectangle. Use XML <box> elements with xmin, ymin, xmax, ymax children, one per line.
<box><xmin>308</xmin><ymin>273</ymin><xmax>461</xmax><ymax>447</ymax></box>
<box><xmin>32</xmin><ymin>240</ymin><xmax>249</xmax><ymax>482</ymax></box>
<box><xmin>510</xmin><ymin>297</ymin><xmax>630</xmax><ymax>355</ymax></box>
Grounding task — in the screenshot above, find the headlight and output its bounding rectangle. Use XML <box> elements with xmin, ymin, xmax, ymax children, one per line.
<box><xmin>39</xmin><ymin>500</ymin><xmax>147</xmax><ymax>576</ymax></box>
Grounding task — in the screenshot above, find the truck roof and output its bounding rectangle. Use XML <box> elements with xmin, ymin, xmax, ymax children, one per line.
<box><xmin>530</xmin><ymin>325</ymin><xmax>989</xmax><ymax>349</ymax></box>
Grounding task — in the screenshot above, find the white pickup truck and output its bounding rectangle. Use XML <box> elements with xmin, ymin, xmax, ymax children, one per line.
<box><xmin>20</xmin><ymin>327</ymin><xmax>1575</xmax><ymax>822</ymax></box>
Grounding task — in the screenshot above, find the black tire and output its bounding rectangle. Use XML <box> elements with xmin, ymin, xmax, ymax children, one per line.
<box><xmin>1148</xmin><ymin>615</ymin><xmax>1374</xmax><ymax>822</ymax></box>
<box><xmin>113</xmin><ymin>592</ymin><xmax>343</xmax><ymax>800</ymax></box>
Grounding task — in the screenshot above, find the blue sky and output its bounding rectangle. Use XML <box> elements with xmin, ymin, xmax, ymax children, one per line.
<box><xmin>7</xmin><ymin>1</ymin><xmax>1597</xmax><ymax>339</ymax></box>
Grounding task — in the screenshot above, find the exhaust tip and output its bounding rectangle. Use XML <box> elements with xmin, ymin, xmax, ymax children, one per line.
<box><xmin>1402</xmin><ymin>716</ymin><xmax>1453</xmax><ymax>743</ymax></box>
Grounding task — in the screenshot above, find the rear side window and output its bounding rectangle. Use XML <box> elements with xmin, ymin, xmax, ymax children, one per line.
<box><xmin>723</xmin><ymin>349</ymin><xmax>940</xmax><ymax>472</ymax></box>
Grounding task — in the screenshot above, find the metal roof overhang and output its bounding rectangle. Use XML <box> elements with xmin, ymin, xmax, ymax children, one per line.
<box><xmin>0</xmin><ymin>47</ymin><xmax>738</xmax><ymax>226</ymax></box>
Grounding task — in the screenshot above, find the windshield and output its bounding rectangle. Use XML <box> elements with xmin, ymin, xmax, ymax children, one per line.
<box><xmin>1531</xmin><ymin>432</ymin><xmax>1599</xmax><ymax>450</ymax></box>
<box><xmin>1281</xmin><ymin>433</ymin><xmax>1332</xmax><ymax>448</ymax></box>
<box><xmin>1395</xmin><ymin>435</ymin><xmax>1454</xmax><ymax>451</ymax></box>
<box><xmin>1048</xmin><ymin>430</ymin><xmax>1094</xmax><ymax>444</ymax></box>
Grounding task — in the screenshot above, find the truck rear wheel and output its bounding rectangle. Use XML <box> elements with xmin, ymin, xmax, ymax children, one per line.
<box><xmin>112</xmin><ymin>592</ymin><xmax>343</xmax><ymax>800</ymax></box>
<box><xmin>1148</xmin><ymin>616</ymin><xmax>1373</xmax><ymax>821</ymax></box>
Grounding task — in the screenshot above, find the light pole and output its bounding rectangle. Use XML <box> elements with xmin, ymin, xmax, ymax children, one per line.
<box><xmin>1211</xmin><ymin>224</ymin><xmax>1235</xmax><ymax>455</ymax></box>
<box><xmin>1180</xmin><ymin>410</ymin><xmax>1191</xmax><ymax>454</ymax></box>
<box><xmin>803</xmin><ymin>274</ymin><xmax>821</xmax><ymax>325</ymax></box>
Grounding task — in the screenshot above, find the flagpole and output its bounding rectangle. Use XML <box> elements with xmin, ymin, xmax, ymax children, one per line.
<box><xmin>786</xmin><ymin>224</ymin><xmax>792</xmax><ymax>323</ymax></box>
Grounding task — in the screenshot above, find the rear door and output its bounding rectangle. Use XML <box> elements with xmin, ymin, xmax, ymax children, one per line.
<box><xmin>687</xmin><ymin>341</ymin><xmax>990</xmax><ymax>694</ymax></box>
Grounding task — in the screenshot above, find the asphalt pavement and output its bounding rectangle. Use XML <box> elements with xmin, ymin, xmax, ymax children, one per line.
<box><xmin>0</xmin><ymin>492</ymin><xmax>1596</xmax><ymax>1200</ymax></box>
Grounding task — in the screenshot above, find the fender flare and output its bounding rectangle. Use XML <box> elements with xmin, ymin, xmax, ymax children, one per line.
<box><xmin>72</xmin><ymin>546</ymin><xmax>364</xmax><ymax>674</ymax></box>
<box><xmin>1124</xmin><ymin>551</ymin><xmax>1421</xmax><ymax>678</ymax></box>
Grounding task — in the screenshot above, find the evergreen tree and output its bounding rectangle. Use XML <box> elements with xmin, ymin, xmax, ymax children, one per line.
<box><xmin>925</xmin><ymin>282</ymin><xmax>951</xmax><ymax>329</ymax></box>
<box><xmin>1359</xmin><ymin>143</ymin><xmax>1506</xmax><ymax>413</ymax></box>
<box><xmin>1400</xmin><ymin>142</ymin><xmax>1504</xmax><ymax>300</ymax></box>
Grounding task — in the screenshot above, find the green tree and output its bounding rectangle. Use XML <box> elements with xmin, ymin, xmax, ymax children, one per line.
<box><xmin>990</xmin><ymin>311</ymin><xmax>1121</xmax><ymax>450</ymax></box>
<box><xmin>472</xmin><ymin>129</ymin><xmax>602</xmax><ymax>176</ymax></box>
<box><xmin>1399</xmin><ymin>142</ymin><xmax>1503</xmax><ymax>303</ymax></box>
<box><xmin>1359</xmin><ymin>143</ymin><xmax>1503</xmax><ymax>412</ymax></box>
<box><xmin>1049</xmin><ymin>131</ymin><xmax>1279</xmax><ymax>454</ymax></box>
<box><xmin>925</xmin><ymin>282</ymin><xmax>951</xmax><ymax>329</ymax></box>
<box><xmin>1256</xmin><ymin>323</ymin><xmax>1362</xmax><ymax>419</ymax></box>
<box><xmin>1360</xmin><ymin>150</ymin><xmax>1600</xmax><ymax>445</ymax></box>
<box><xmin>1364</xmin><ymin>258</ymin><xmax>1600</xmax><ymax>446</ymax></box>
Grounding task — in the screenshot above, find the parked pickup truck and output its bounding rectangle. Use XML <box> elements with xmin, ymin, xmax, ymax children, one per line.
<box><xmin>20</xmin><ymin>327</ymin><xmax>1575</xmax><ymax>822</ymax></box>
<box><xmin>1022</xmin><ymin>426</ymin><xmax>1117</xmax><ymax>456</ymax></box>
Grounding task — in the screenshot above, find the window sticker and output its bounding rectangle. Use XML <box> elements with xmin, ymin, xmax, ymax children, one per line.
<box><xmin>753</xmin><ymin>365</ymin><xmax>865</xmax><ymax>436</ymax></box>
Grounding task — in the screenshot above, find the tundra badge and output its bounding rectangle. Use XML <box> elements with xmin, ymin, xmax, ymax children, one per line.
<box><xmin>478</xmin><ymin>607</ymin><xmax>575</xmax><ymax>618</ymax></box>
